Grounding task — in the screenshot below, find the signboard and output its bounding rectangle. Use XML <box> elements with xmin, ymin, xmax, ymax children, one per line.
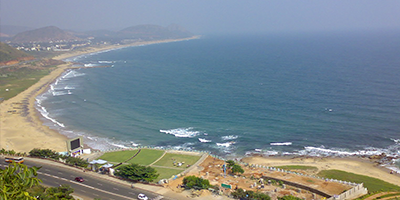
<box><xmin>66</xmin><ymin>137</ymin><xmax>83</xmax><ymax>151</ymax></box>
<box><xmin>221</xmin><ymin>183</ymin><xmax>231</xmax><ymax>189</ymax></box>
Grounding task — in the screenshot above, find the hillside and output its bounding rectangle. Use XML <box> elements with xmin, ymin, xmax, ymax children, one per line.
<box><xmin>118</xmin><ymin>24</ymin><xmax>193</xmax><ymax>40</ymax></box>
<box><xmin>12</xmin><ymin>26</ymin><xmax>81</xmax><ymax>43</ymax></box>
<box><xmin>0</xmin><ymin>42</ymin><xmax>33</xmax><ymax>63</ymax></box>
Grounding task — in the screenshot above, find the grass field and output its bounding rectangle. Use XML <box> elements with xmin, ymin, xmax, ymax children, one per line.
<box><xmin>99</xmin><ymin>149</ymin><xmax>203</xmax><ymax>182</ymax></box>
<box><xmin>127</xmin><ymin>149</ymin><xmax>165</xmax><ymax>165</ymax></box>
<box><xmin>317</xmin><ymin>170</ymin><xmax>400</xmax><ymax>193</ymax></box>
<box><xmin>152</xmin><ymin>167</ymin><xmax>184</xmax><ymax>181</ymax></box>
<box><xmin>98</xmin><ymin>150</ymin><xmax>139</xmax><ymax>163</ymax></box>
<box><xmin>0</xmin><ymin>67</ymin><xmax>54</xmax><ymax>100</ymax></box>
<box><xmin>153</xmin><ymin>153</ymin><xmax>201</xmax><ymax>168</ymax></box>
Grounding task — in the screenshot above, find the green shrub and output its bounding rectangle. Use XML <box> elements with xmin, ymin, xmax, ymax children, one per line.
<box><xmin>115</xmin><ymin>163</ymin><xmax>159</xmax><ymax>183</ymax></box>
<box><xmin>231</xmin><ymin>188</ymin><xmax>271</xmax><ymax>200</ymax></box>
<box><xmin>182</xmin><ymin>175</ymin><xmax>211</xmax><ymax>190</ymax></box>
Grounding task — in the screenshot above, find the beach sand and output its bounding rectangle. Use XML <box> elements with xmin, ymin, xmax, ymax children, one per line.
<box><xmin>1</xmin><ymin>35</ymin><xmax>399</xmax><ymax>188</ymax></box>
<box><xmin>0</xmin><ymin>36</ymin><xmax>200</xmax><ymax>154</ymax></box>
<box><xmin>242</xmin><ymin>156</ymin><xmax>400</xmax><ymax>187</ymax></box>
<box><xmin>0</xmin><ymin>64</ymin><xmax>71</xmax><ymax>153</ymax></box>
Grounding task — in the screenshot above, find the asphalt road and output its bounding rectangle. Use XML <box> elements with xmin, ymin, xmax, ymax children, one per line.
<box><xmin>0</xmin><ymin>158</ymin><xmax>166</xmax><ymax>200</ymax></box>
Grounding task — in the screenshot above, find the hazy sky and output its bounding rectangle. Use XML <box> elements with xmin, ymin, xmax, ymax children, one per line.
<box><xmin>1</xmin><ymin>0</ymin><xmax>400</xmax><ymax>34</ymax></box>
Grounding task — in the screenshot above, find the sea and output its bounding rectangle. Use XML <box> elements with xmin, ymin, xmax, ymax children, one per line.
<box><xmin>35</xmin><ymin>31</ymin><xmax>400</xmax><ymax>170</ymax></box>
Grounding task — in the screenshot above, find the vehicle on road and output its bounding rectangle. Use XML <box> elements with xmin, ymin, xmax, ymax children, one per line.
<box><xmin>75</xmin><ymin>177</ymin><xmax>84</xmax><ymax>182</ymax></box>
<box><xmin>138</xmin><ymin>193</ymin><xmax>148</xmax><ymax>200</ymax></box>
<box><xmin>5</xmin><ymin>157</ymin><xmax>24</xmax><ymax>163</ymax></box>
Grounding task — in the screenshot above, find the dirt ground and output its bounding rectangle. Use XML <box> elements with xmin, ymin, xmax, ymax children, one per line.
<box><xmin>167</xmin><ymin>156</ymin><xmax>352</xmax><ymax>199</ymax></box>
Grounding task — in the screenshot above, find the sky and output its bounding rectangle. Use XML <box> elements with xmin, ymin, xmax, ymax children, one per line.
<box><xmin>1</xmin><ymin>0</ymin><xmax>400</xmax><ymax>34</ymax></box>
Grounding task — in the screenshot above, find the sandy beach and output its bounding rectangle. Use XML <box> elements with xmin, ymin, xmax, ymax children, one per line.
<box><xmin>1</xmin><ymin>35</ymin><xmax>399</xmax><ymax>189</ymax></box>
<box><xmin>0</xmin><ymin>36</ymin><xmax>200</xmax><ymax>154</ymax></box>
<box><xmin>0</xmin><ymin>64</ymin><xmax>71</xmax><ymax>153</ymax></box>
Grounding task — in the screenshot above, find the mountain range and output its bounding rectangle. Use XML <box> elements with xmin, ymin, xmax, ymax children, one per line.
<box><xmin>2</xmin><ymin>24</ymin><xmax>194</xmax><ymax>43</ymax></box>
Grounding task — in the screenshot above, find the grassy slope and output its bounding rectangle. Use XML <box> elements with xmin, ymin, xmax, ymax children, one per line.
<box><xmin>0</xmin><ymin>66</ymin><xmax>54</xmax><ymax>100</ymax></box>
<box><xmin>127</xmin><ymin>149</ymin><xmax>165</xmax><ymax>165</ymax></box>
<box><xmin>153</xmin><ymin>153</ymin><xmax>200</xmax><ymax>168</ymax></box>
<box><xmin>0</xmin><ymin>42</ymin><xmax>31</xmax><ymax>62</ymax></box>
<box><xmin>98</xmin><ymin>150</ymin><xmax>139</xmax><ymax>163</ymax></box>
<box><xmin>317</xmin><ymin>170</ymin><xmax>400</xmax><ymax>193</ymax></box>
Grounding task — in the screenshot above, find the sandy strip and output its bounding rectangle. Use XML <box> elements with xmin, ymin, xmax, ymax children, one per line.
<box><xmin>0</xmin><ymin>36</ymin><xmax>200</xmax><ymax>154</ymax></box>
<box><xmin>0</xmin><ymin>64</ymin><xmax>71</xmax><ymax>153</ymax></box>
<box><xmin>53</xmin><ymin>36</ymin><xmax>201</xmax><ymax>61</ymax></box>
<box><xmin>242</xmin><ymin>156</ymin><xmax>400</xmax><ymax>186</ymax></box>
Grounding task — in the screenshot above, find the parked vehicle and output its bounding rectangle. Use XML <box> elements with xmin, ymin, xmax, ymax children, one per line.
<box><xmin>5</xmin><ymin>157</ymin><xmax>24</xmax><ymax>164</ymax></box>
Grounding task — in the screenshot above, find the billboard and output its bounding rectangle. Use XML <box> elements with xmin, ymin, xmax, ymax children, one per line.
<box><xmin>66</xmin><ymin>137</ymin><xmax>83</xmax><ymax>152</ymax></box>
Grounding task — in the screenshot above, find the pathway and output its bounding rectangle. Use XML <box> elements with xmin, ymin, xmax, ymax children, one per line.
<box><xmin>149</xmin><ymin>151</ymin><xmax>167</xmax><ymax>166</ymax></box>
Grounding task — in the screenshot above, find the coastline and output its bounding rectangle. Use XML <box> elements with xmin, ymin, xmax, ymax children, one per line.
<box><xmin>0</xmin><ymin>64</ymin><xmax>71</xmax><ymax>153</ymax></box>
<box><xmin>1</xmin><ymin>35</ymin><xmax>399</xmax><ymax>189</ymax></box>
<box><xmin>0</xmin><ymin>36</ymin><xmax>200</xmax><ymax>153</ymax></box>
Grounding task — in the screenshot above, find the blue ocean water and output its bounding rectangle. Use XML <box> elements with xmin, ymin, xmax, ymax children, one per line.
<box><xmin>36</xmin><ymin>32</ymin><xmax>400</xmax><ymax>163</ymax></box>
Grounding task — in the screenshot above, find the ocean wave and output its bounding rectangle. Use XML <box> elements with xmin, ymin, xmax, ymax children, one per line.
<box><xmin>300</xmin><ymin>146</ymin><xmax>400</xmax><ymax>157</ymax></box>
<box><xmin>216</xmin><ymin>141</ymin><xmax>236</xmax><ymax>147</ymax></box>
<box><xmin>160</xmin><ymin>127</ymin><xmax>199</xmax><ymax>138</ymax></box>
<box><xmin>36</xmin><ymin>104</ymin><xmax>65</xmax><ymax>128</ymax></box>
<box><xmin>221</xmin><ymin>135</ymin><xmax>238</xmax><ymax>140</ymax></box>
<box><xmin>98</xmin><ymin>61</ymin><xmax>113</xmax><ymax>64</ymax></box>
<box><xmin>198</xmin><ymin>138</ymin><xmax>212</xmax><ymax>143</ymax></box>
<box><xmin>270</xmin><ymin>142</ymin><xmax>292</xmax><ymax>146</ymax></box>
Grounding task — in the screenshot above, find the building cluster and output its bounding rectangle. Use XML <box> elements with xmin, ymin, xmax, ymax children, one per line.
<box><xmin>9</xmin><ymin>40</ymin><xmax>92</xmax><ymax>52</ymax></box>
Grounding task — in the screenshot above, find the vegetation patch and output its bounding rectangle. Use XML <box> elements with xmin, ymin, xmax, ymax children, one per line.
<box><xmin>317</xmin><ymin>170</ymin><xmax>400</xmax><ymax>193</ymax></box>
<box><xmin>127</xmin><ymin>149</ymin><xmax>165</xmax><ymax>165</ymax></box>
<box><xmin>152</xmin><ymin>167</ymin><xmax>184</xmax><ymax>181</ymax></box>
<box><xmin>98</xmin><ymin>149</ymin><xmax>139</xmax><ymax>163</ymax></box>
<box><xmin>115</xmin><ymin>163</ymin><xmax>159</xmax><ymax>183</ymax></box>
<box><xmin>0</xmin><ymin>67</ymin><xmax>54</xmax><ymax>100</ymax></box>
<box><xmin>153</xmin><ymin>153</ymin><xmax>200</xmax><ymax>168</ymax></box>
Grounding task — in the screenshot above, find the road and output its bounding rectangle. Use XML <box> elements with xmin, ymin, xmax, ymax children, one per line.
<box><xmin>0</xmin><ymin>158</ymin><xmax>167</xmax><ymax>200</ymax></box>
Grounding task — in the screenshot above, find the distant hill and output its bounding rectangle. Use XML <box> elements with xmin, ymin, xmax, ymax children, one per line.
<box><xmin>0</xmin><ymin>42</ymin><xmax>33</xmax><ymax>64</ymax></box>
<box><xmin>11</xmin><ymin>26</ymin><xmax>81</xmax><ymax>43</ymax></box>
<box><xmin>118</xmin><ymin>24</ymin><xmax>193</xmax><ymax>40</ymax></box>
<box><xmin>0</xmin><ymin>25</ymin><xmax>34</xmax><ymax>37</ymax></box>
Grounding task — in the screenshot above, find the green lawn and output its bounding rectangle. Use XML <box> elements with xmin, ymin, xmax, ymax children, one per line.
<box><xmin>127</xmin><ymin>149</ymin><xmax>165</xmax><ymax>165</ymax></box>
<box><xmin>317</xmin><ymin>170</ymin><xmax>400</xmax><ymax>193</ymax></box>
<box><xmin>153</xmin><ymin>167</ymin><xmax>184</xmax><ymax>181</ymax></box>
<box><xmin>153</xmin><ymin>153</ymin><xmax>201</xmax><ymax>168</ymax></box>
<box><xmin>0</xmin><ymin>67</ymin><xmax>54</xmax><ymax>100</ymax></box>
<box><xmin>98</xmin><ymin>150</ymin><xmax>139</xmax><ymax>163</ymax></box>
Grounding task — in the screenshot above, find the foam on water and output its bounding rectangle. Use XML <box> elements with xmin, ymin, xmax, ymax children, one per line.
<box><xmin>270</xmin><ymin>142</ymin><xmax>292</xmax><ymax>146</ymax></box>
<box><xmin>160</xmin><ymin>127</ymin><xmax>200</xmax><ymax>138</ymax></box>
<box><xmin>198</xmin><ymin>138</ymin><xmax>212</xmax><ymax>143</ymax></box>
<box><xmin>221</xmin><ymin>135</ymin><xmax>238</xmax><ymax>140</ymax></box>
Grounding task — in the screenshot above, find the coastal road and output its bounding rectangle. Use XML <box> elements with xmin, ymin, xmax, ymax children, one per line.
<box><xmin>0</xmin><ymin>158</ymin><xmax>168</xmax><ymax>200</ymax></box>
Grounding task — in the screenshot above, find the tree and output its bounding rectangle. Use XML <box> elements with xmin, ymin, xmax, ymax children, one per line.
<box><xmin>0</xmin><ymin>162</ymin><xmax>42</xmax><ymax>200</ymax></box>
<box><xmin>226</xmin><ymin>160</ymin><xmax>235</xmax><ymax>168</ymax></box>
<box><xmin>182</xmin><ymin>175</ymin><xmax>211</xmax><ymax>190</ymax></box>
<box><xmin>231</xmin><ymin>188</ymin><xmax>271</xmax><ymax>200</ymax></box>
<box><xmin>231</xmin><ymin>164</ymin><xmax>244</xmax><ymax>175</ymax></box>
<box><xmin>115</xmin><ymin>163</ymin><xmax>159</xmax><ymax>183</ymax></box>
<box><xmin>27</xmin><ymin>185</ymin><xmax>75</xmax><ymax>200</ymax></box>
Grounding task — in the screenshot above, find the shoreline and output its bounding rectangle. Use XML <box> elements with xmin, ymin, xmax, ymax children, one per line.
<box><xmin>0</xmin><ymin>36</ymin><xmax>200</xmax><ymax>154</ymax></box>
<box><xmin>1</xmin><ymin>35</ymin><xmax>400</xmax><ymax>188</ymax></box>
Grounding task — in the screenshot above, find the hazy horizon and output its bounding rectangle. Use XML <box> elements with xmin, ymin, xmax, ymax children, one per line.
<box><xmin>1</xmin><ymin>0</ymin><xmax>400</xmax><ymax>35</ymax></box>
